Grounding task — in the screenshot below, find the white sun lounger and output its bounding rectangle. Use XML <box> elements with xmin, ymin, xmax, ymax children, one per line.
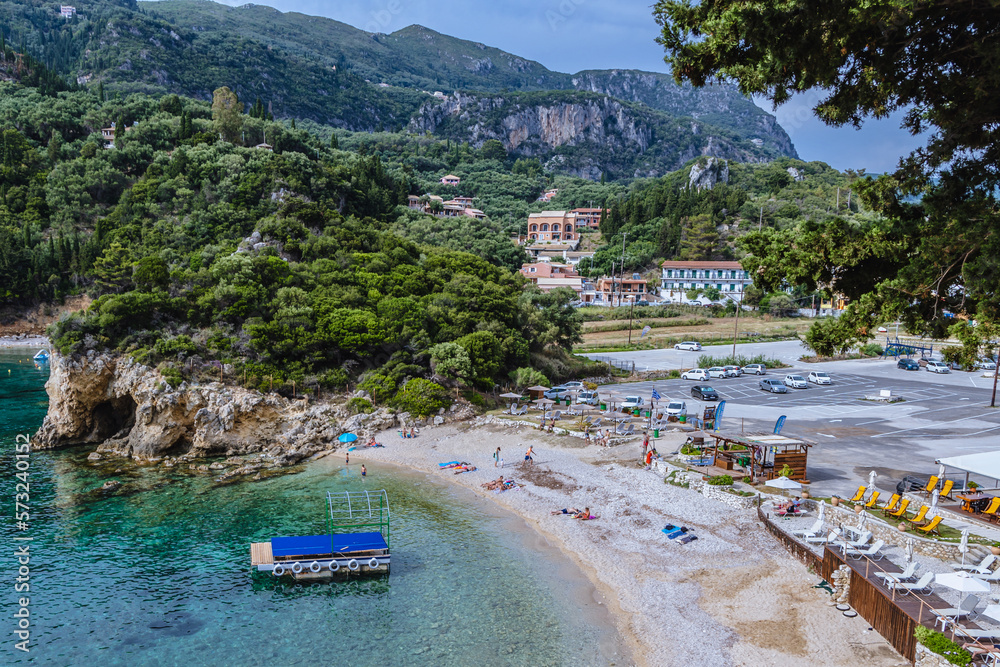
<box><xmin>954</xmin><ymin>554</ymin><xmax>998</xmax><ymax>575</ymax></box>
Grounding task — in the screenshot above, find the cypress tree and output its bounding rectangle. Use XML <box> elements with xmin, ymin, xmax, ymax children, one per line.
<box><xmin>97</xmin><ymin>81</ymin><xmax>104</xmax><ymax>102</ymax></box>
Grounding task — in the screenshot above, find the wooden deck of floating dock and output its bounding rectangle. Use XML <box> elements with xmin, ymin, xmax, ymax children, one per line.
<box><xmin>250</xmin><ymin>542</ymin><xmax>274</xmax><ymax>566</ymax></box>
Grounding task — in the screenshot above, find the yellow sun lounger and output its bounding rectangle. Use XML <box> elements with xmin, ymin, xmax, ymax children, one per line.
<box><xmin>917</xmin><ymin>515</ymin><xmax>943</xmax><ymax>536</ymax></box>
<box><xmin>881</xmin><ymin>493</ymin><xmax>901</xmax><ymax>514</ymax></box>
<box><xmin>908</xmin><ymin>505</ymin><xmax>930</xmax><ymax>525</ymax></box>
<box><xmin>849</xmin><ymin>486</ymin><xmax>866</xmax><ymax>503</ymax></box>
<box><xmin>864</xmin><ymin>491</ymin><xmax>881</xmax><ymax>509</ymax></box>
<box><xmin>887</xmin><ymin>498</ymin><xmax>910</xmax><ymax>518</ymax></box>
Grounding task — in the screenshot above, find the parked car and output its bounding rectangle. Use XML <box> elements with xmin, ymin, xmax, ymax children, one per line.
<box><xmin>664</xmin><ymin>400</ymin><xmax>687</xmax><ymax>416</ymax></box>
<box><xmin>681</xmin><ymin>368</ymin><xmax>709</xmax><ymax>381</ymax></box>
<box><xmin>544</xmin><ymin>385</ymin><xmax>570</xmax><ymax>399</ymax></box>
<box><xmin>977</xmin><ymin>359</ymin><xmax>997</xmax><ymax>371</ymax></box>
<box><xmin>759</xmin><ymin>378</ymin><xmax>788</xmax><ymax>393</ymax></box>
<box><xmin>674</xmin><ymin>341</ymin><xmax>702</xmax><ymax>351</ymax></box>
<box><xmin>807</xmin><ymin>371</ymin><xmax>832</xmax><ymax>385</ymax></box>
<box><xmin>575</xmin><ymin>391</ymin><xmax>599</xmax><ymax>405</ymax></box>
<box><xmin>897</xmin><ymin>358</ymin><xmax>920</xmax><ymax>371</ymax></box>
<box><xmin>621</xmin><ymin>396</ymin><xmax>644</xmax><ymax>409</ymax></box>
<box><xmin>690</xmin><ymin>386</ymin><xmax>718</xmax><ymax>401</ymax></box>
<box><xmin>925</xmin><ymin>360</ymin><xmax>951</xmax><ymax>374</ymax></box>
<box><xmin>743</xmin><ymin>364</ymin><xmax>767</xmax><ymax>375</ymax></box>
<box><xmin>562</xmin><ymin>381</ymin><xmax>585</xmax><ymax>390</ymax></box>
<box><xmin>877</xmin><ymin>326</ymin><xmax>888</xmax><ymax>333</ymax></box>
<box><xmin>707</xmin><ymin>366</ymin><xmax>728</xmax><ymax>379</ymax></box>
<box><xmin>784</xmin><ymin>374</ymin><xmax>808</xmax><ymax>389</ymax></box>
<box><xmin>723</xmin><ymin>365</ymin><xmax>742</xmax><ymax>377</ymax></box>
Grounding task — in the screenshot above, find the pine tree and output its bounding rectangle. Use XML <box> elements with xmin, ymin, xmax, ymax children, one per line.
<box><xmin>291</xmin><ymin>119</ymin><xmax>296</xmax><ymax>130</ymax></box>
<box><xmin>114</xmin><ymin>113</ymin><xmax>125</xmax><ymax>144</ymax></box>
<box><xmin>98</xmin><ymin>81</ymin><xmax>104</xmax><ymax>103</ymax></box>
<box><xmin>330</xmin><ymin>133</ymin><xmax>338</xmax><ymax>150</ymax></box>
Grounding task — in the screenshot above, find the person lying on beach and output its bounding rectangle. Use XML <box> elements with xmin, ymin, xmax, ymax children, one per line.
<box><xmin>481</xmin><ymin>476</ymin><xmax>505</xmax><ymax>490</ymax></box>
<box><xmin>551</xmin><ymin>507</ymin><xmax>582</xmax><ymax>515</ymax></box>
<box><xmin>573</xmin><ymin>507</ymin><xmax>597</xmax><ymax>520</ymax></box>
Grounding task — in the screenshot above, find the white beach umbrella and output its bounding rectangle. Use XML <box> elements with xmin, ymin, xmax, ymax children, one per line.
<box><xmin>936</xmin><ymin>571</ymin><xmax>990</xmax><ymax>594</ymax></box>
<box><xmin>930</xmin><ymin>489</ymin><xmax>940</xmax><ymax>515</ymax></box>
<box><xmin>959</xmin><ymin>528</ymin><xmax>970</xmax><ymax>567</ymax></box>
<box><xmin>857</xmin><ymin>508</ymin><xmax>869</xmax><ymax>531</ymax></box>
<box><xmin>868</xmin><ymin>470</ymin><xmax>878</xmax><ymax>490</ymax></box>
<box><xmin>939</xmin><ymin>463</ymin><xmax>946</xmax><ymax>483</ymax></box>
<box><xmin>905</xmin><ymin>537</ymin><xmax>915</xmax><ymax>564</ymax></box>
<box><xmin>817</xmin><ymin>499</ymin><xmax>825</xmax><ymax>524</ymax></box>
<box><xmin>765</xmin><ymin>476</ymin><xmax>802</xmax><ymax>490</ymax></box>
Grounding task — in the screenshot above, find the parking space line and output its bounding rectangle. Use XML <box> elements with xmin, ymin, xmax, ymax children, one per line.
<box><xmin>873</xmin><ymin>414</ymin><xmax>996</xmax><ymax>438</ymax></box>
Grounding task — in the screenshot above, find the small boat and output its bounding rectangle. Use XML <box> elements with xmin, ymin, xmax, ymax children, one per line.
<box><xmin>250</xmin><ymin>489</ymin><xmax>391</xmax><ymax>580</ymax></box>
<box><xmin>33</xmin><ymin>349</ymin><xmax>49</xmax><ymax>361</ymax></box>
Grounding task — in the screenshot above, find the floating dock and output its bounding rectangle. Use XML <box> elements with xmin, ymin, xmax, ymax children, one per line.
<box><xmin>251</xmin><ymin>489</ymin><xmax>391</xmax><ymax>580</ymax></box>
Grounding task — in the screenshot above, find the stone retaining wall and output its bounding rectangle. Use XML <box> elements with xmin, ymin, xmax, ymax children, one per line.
<box><xmin>816</xmin><ymin>501</ymin><xmax>964</xmax><ymax>561</ymax></box>
<box><xmin>653</xmin><ymin>460</ymin><xmax>759</xmax><ymax>510</ymax></box>
<box><xmin>914</xmin><ymin>642</ymin><xmax>956</xmax><ymax>667</ymax></box>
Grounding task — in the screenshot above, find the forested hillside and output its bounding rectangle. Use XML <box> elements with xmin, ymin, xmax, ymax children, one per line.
<box><xmin>0</xmin><ymin>0</ymin><xmax>796</xmax><ymax>178</ymax></box>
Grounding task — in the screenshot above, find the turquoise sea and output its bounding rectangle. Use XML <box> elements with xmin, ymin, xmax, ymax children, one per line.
<box><xmin>0</xmin><ymin>351</ymin><xmax>624</xmax><ymax>666</ymax></box>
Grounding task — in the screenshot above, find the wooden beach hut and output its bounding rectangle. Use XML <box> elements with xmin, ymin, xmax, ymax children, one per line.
<box><xmin>706</xmin><ymin>432</ymin><xmax>813</xmax><ymax>481</ymax></box>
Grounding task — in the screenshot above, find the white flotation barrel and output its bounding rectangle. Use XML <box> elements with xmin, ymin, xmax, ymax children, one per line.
<box><xmin>272</xmin><ymin>563</ymin><xmax>285</xmax><ymax>576</ymax></box>
<box><xmin>328</xmin><ymin>560</ymin><xmax>340</xmax><ymax>572</ymax></box>
<box><xmin>309</xmin><ymin>561</ymin><xmax>321</xmax><ymax>573</ymax></box>
<box><xmin>347</xmin><ymin>559</ymin><xmax>359</xmax><ymax>571</ymax></box>
<box><xmin>368</xmin><ymin>557</ymin><xmax>379</xmax><ymax>569</ymax></box>
<box><xmin>291</xmin><ymin>561</ymin><xmax>303</xmax><ymax>574</ymax></box>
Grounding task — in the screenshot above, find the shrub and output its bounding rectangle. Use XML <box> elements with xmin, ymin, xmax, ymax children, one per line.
<box><xmin>696</xmin><ymin>354</ymin><xmax>784</xmax><ymax>369</ymax></box>
<box><xmin>346</xmin><ymin>397</ymin><xmax>374</xmax><ymax>415</ymax></box>
<box><xmin>358</xmin><ymin>372</ymin><xmax>397</xmax><ymax>404</ymax></box>
<box><xmin>707</xmin><ymin>474</ymin><xmax>734</xmax><ymax>486</ymax></box>
<box><xmin>860</xmin><ymin>342</ymin><xmax>884</xmax><ymax>357</ymax></box>
<box><xmin>742</xmin><ymin>476</ymin><xmax>753</xmax><ymax>483</ymax></box>
<box><xmin>668</xmin><ymin>369</ymin><xmax>681</xmax><ymax>379</ymax></box>
<box><xmin>509</xmin><ymin>366</ymin><xmax>549</xmax><ymax>390</ymax></box>
<box><xmin>392</xmin><ymin>378</ymin><xmax>450</xmax><ymax>417</ymax></box>
<box><xmin>913</xmin><ymin>626</ymin><xmax>971</xmax><ymax>665</ymax></box>
<box><xmin>158</xmin><ymin>364</ymin><xmax>184</xmax><ymax>388</ymax></box>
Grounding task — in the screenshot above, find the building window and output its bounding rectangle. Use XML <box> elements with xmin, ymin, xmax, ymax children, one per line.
<box><xmin>541</xmin><ymin>224</ymin><xmax>549</xmax><ymax>232</ymax></box>
<box><xmin>552</xmin><ymin>224</ymin><xmax>560</xmax><ymax>232</ymax></box>
<box><xmin>529</xmin><ymin>268</ymin><xmax>536</xmax><ymax>273</ymax></box>
<box><xmin>530</xmin><ymin>224</ymin><xmax>538</xmax><ymax>232</ymax></box>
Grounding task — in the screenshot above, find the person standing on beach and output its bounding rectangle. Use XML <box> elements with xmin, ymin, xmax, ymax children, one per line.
<box><xmin>345</xmin><ymin>451</ymin><xmax>349</xmax><ymax>465</ymax></box>
<box><xmin>494</xmin><ymin>447</ymin><xmax>501</xmax><ymax>467</ymax></box>
<box><xmin>641</xmin><ymin>431</ymin><xmax>649</xmax><ymax>460</ymax></box>
<box><xmin>361</xmin><ymin>464</ymin><xmax>367</xmax><ymax>477</ymax></box>
<box><xmin>525</xmin><ymin>445</ymin><xmax>535</xmax><ymax>465</ymax></box>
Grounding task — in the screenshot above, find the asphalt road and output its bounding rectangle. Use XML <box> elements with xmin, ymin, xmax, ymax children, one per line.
<box><xmin>591</xmin><ymin>342</ymin><xmax>1000</xmax><ymax>498</ymax></box>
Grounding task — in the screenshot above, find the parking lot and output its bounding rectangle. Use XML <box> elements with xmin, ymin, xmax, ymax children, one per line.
<box><xmin>591</xmin><ymin>342</ymin><xmax>1000</xmax><ymax>498</ymax></box>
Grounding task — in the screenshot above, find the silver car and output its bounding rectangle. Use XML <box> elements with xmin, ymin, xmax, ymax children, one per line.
<box><xmin>925</xmin><ymin>360</ymin><xmax>951</xmax><ymax>374</ymax></box>
<box><xmin>784</xmin><ymin>374</ymin><xmax>808</xmax><ymax>389</ymax></box>
<box><xmin>759</xmin><ymin>379</ymin><xmax>788</xmax><ymax>393</ymax></box>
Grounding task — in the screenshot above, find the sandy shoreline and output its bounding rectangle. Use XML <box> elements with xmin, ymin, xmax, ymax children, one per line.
<box><xmin>0</xmin><ymin>335</ymin><xmax>51</xmax><ymax>349</ymax></box>
<box><xmin>352</xmin><ymin>420</ymin><xmax>908</xmax><ymax>667</ymax></box>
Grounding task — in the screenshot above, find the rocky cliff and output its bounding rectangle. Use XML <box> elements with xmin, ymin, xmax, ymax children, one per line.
<box><xmin>408</xmin><ymin>91</ymin><xmax>780</xmax><ymax>179</ymax></box>
<box><xmin>33</xmin><ymin>351</ymin><xmax>406</xmax><ymax>467</ymax></box>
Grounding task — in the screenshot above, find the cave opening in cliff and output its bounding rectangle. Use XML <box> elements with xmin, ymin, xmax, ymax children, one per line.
<box><xmin>91</xmin><ymin>395</ymin><xmax>137</xmax><ymax>441</ymax></box>
<box><xmin>162</xmin><ymin>435</ymin><xmax>193</xmax><ymax>456</ymax></box>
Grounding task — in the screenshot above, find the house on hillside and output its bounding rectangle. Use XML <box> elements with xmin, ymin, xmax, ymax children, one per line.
<box><xmin>660</xmin><ymin>260</ymin><xmax>750</xmax><ymax>304</ymax></box>
<box><xmin>537</xmin><ymin>189</ymin><xmax>558</xmax><ymax>202</ymax></box>
<box><xmin>519</xmin><ymin>262</ymin><xmax>579</xmax><ymax>283</ymax></box>
<box><xmin>571</xmin><ymin>207</ymin><xmax>602</xmax><ymax>228</ymax></box>
<box><xmin>254</xmin><ymin>143</ymin><xmax>273</xmax><ymax>152</ymax></box>
<box><xmin>462</xmin><ymin>208</ymin><xmax>486</xmax><ymax>219</ymax></box>
<box><xmin>526</xmin><ymin>211</ymin><xmax>578</xmax><ymax>242</ymax></box>
<box><xmin>440</xmin><ymin>174</ymin><xmax>461</xmax><ymax>186</ymax></box>
<box><xmin>596</xmin><ymin>275</ymin><xmax>648</xmax><ymax>306</ymax></box>
<box><xmin>524</xmin><ymin>241</ymin><xmax>579</xmax><ymax>257</ymax></box>
<box><xmin>60</xmin><ymin>5</ymin><xmax>76</xmax><ymax>18</ymax></box>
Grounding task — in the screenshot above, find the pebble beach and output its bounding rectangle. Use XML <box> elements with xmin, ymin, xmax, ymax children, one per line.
<box><xmin>355</xmin><ymin>421</ymin><xmax>909</xmax><ymax>666</ymax></box>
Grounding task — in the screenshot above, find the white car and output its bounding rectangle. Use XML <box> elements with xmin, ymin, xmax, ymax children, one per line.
<box><xmin>622</xmin><ymin>396</ymin><xmax>644</xmax><ymax>409</ymax></box>
<box><xmin>783</xmin><ymin>374</ymin><xmax>808</xmax><ymax>389</ymax></box>
<box><xmin>707</xmin><ymin>367</ymin><xmax>728</xmax><ymax>379</ymax></box>
<box><xmin>743</xmin><ymin>364</ymin><xmax>766</xmax><ymax>375</ymax></box>
<box><xmin>977</xmin><ymin>359</ymin><xmax>997</xmax><ymax>371</ymax></box>
<box><xmin>723</xmin><ymin>365</ymin><xmax>742</xmax><ymax>377</ymax></box>
<box><xmin>674</xmin><ymin>341</ymin><xmax>702</xmax><ymax>351</ymax></box>
<box><xmin>925</xmin><ymin>360</ymin><xmax>950</xmax><ymax>374</ymax></box>
<box><xmin>575</xmin><ymin>391</ymin><xmax>599</xmax><ymax>405</ymax></box>
<box><xmin>681</xmin><ymin>368</ymin><xmax>709</xmax><ymax>381</ymax></box>
<box><xmin>807</xmin><ymin>371</ymin><xmax>832</xmax><ymax>385</ymax></box>
<box><xmin>562</xmin><ymin>381</ymin><xmax>585</xmax><ymax>390</ymax></box>
<box><xmin>664</xmin><ymin>400</ymin><xmax>687</xmax><ymax>416</ymax></box>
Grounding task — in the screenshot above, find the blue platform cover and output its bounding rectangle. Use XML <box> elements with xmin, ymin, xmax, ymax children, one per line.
<box><xmin>271</xmin><ymin>532</ymin><xmax>387</xmax><ymax>558</ymax></box>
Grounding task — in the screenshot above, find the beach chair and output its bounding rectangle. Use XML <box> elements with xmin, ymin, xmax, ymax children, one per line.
<box><xmin>931</xmin><ymin>595</ymin><xmax>980</xmax><ymax>624</ymax></box>
<box><xmin>955</xmin><ymin>554</ymin><xmax>998</xmax><ymax>575</ymax></box>
<box><xmin>623</xmin><ymin>424</ymin><xmax>634</xmax><ymax>436</ymax></box>
<box><xmin>922</xmin><ymin>475</ymin><xmax>940</xmax><ymax>496</ymax></box>
<box><xmin>972</xmin><ymin>569</ymin><xmax>1000</xmax><ymax>583</ymax></box>
<box><xmin>907</xmin><ymin>504</ymin><xmax>930</xmax><ymax>526</ymax></box>
<box><xmin>941</xmin><ymin>479</ymin><xmax>955</xmax><ymax>500</ymax></box>
<box><xmin>849</xmin><ymin>485</ymin><xmax>866</xmax><ymax>502</ymax></box>
<box><xmin>592</xmin><ymin>418</ymin><xmax>602</xmax><ymax>428</ymax></box>
<box><xmin>805</xmin><ymin>528</ymin><xmax>841</xmax><ymax>545</ymax></box>
<box><xmin>880</xmin><ymin>493</ymin><xmax>901</xmax><ymax>514</ymax></box>
<box><xmin>835</xmin><ymin>530</ymin><xmax>872</xmax><ymax>549</ymax></box>
<box><xmin>864</xmin><ymin>490</ymin><xmax>881</xmax><ymax>509</ymax></box>
<box><xmin>890</xmin><ymin>572</ymin><xmax>935</xmax><ymax>595</ymax></box>
<box><xmin>887</xmin><ymin>497</ymin><xmax>911</xmax><ymax>518</ymax></box>
<box><xmin>875</xmin><ymin>561</ymin><xmax>920</xmax><ymax>586</ymax></box>
<box><xmin>517</xmin><ymin>405</ymin><xmax>528</xmax><ymax>416</ymax></box>
<box><xmin>553</xmin><ymin>410</ymin><xmax>562</xmax><ymax>421</ymax></box>
<box><xmin>981</xmin><ymin>497</ymin><xmax>1000</xmax><ymax>522</ymax></box>
<box><xmin>916</xmin><ymin>515</ymin><xmax>944</xmax><ymax>535</ymax></box>
<box><xmin>844</xmin><ymin>539</ymin><xmax>885</xmax><ymax>561</ymax></box>
<box><xmin>583</xmin><ymin>416</ymin><xmax>592</xmax><ymax>424</ymax></box>
<box><xmin>792</xmin><ymin>518</ymin><xmax>824</xmax><ymax>538</ymax></box>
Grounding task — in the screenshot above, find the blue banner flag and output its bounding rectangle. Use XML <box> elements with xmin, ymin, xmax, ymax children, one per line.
<box><xmin>774</xmin><ymin>415</ymin><xmax>787</xmax><ymax>434</ymax></box>
<box><xmin>640</xmin><ymin>325</ymin><xmax>652</xmax><ymax>338</ymax></box>
<box><xmin>714</xmin><ymin>400</ymin><xmax>725</xmax><ymax>431</ymax></box>
<box><xmin>651</xmin><ymin>387</ymin><xmax>661</xmax><ymax>401</ymax></box>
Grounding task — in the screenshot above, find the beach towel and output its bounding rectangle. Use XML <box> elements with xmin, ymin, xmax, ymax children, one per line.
<box><xmin>438</xmin><ymin>461</ymin><xmax>461</xmax><ymax>468</ymax></box>
<box><xmin>678</xmin><ymin>534</ymin><xmax>698</xmax><ymax>545</ymax></box>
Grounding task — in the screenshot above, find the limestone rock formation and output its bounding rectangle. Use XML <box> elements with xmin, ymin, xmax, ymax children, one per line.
<box><xmin>32</xmin><ymin>352</ymin><xmax>400</xmax><ymax>462</ymax></box>
<box><xmin>688</xmin><ymin>157</ymin><xmax>730</xmax><ymax>191</ymax></box>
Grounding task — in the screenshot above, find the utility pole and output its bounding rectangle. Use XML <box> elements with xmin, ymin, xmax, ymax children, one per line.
<box><xmin>609</xmin><ymin>260</ymin><xmax>615</xmax><ymax>306</ymax></box>
<box><xmin>731</xmin><ymin>293</ymin><xmax>741</xmax><ymax>360</ymax></box>
<box><xmin>620</xmin><ymin>232</ymin><xmax>627</xmax><ymax>308</ymax></box>
<box><xmin>627</xmin><ymin>298</ymin><xmax>635</xmax><ymax>346</ymax></box>
<box><xmin>992</xmin><ymin>342</ymin><xmax>999</xmax><ymax>408</ymax></box>
<box><xmin>836</xmin><ymin>187</ymin><xmax>840</xmax><ymax>212</ymax></box>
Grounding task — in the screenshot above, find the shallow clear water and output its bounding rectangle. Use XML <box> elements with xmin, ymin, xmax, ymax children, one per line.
<box><xmin>0</xmin><ymin>351</ymin><xmax>622</xmax><ymax>666</ymax></box>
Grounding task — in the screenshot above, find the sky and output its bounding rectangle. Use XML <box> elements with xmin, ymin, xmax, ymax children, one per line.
<box><xmin>207</xmin><ymin>0</ymin><xmax>926</xmax><ymax>173</ymax></box>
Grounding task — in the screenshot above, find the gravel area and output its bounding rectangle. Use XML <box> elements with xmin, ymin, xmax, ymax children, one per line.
<box><xmin>351</xmin><ymin>422</ymin><xmax>906</xmax><ymax>666</ymax></box>
<box><xmin>0</xmin><ymin>335</ymin><xmax>50</xmax><ymax>349</ymax></box>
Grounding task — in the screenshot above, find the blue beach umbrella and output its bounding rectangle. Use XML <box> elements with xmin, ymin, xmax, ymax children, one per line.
<box><xmin>338</xmin><ymin>433</ymin><xmax>358</xmax><ymax>443</ymax></box>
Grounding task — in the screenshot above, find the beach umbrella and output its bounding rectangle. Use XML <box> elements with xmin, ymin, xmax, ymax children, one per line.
<box><xmin>939</xmin><ymin>463</ymin><xmax>946</xmax><ymax>483</ymax></box>
<box><xmin>856</xmin><ymin>508</ymin><xmax>868</xmax><ymax>531</ymax></box>
<box><xmin>959</xmin><ymin>528</ymin><xmax>970</xmax><ymax>567</ymax></box>
<box><xmin>338</xmin><ymin>433</ymin><xmax>358</xmax><ymax>443</ymax></box>
<box><xmin>930</xmin><ymin>489</ymin><xmax>940</xmax><ymax>515</ymax></box>
<box><xmin>868</xmin><ymin>470</ymin><xmax>878</xmax><ymax>490</ymax></box>
<box><xmin>534</xmin><ymin>398</ymin><xmax>555</xmax><ymax>406</ymax></box>
<box><xmin>817</xmin><ymin>499</ymin><xmax>825</xmax><ymax>524</ymax></box>
<box><xmin>936</xmin><ymin>571</ymin><xmax>990</xmax><ymax>608</ymax></box>
<box><xmin>499</xmin><ymin>392</ymin><xmax>523</xmax><ymax>399</ymax></box>
<box><xmin>905</xmin><ymin>537</ymin><xmax>915</xmax><ymax>564</ymax></box>
<box><xmin>765</xmin><ymin>476</ymin><xmax>802</xmax><ymax>490</ymax></box>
